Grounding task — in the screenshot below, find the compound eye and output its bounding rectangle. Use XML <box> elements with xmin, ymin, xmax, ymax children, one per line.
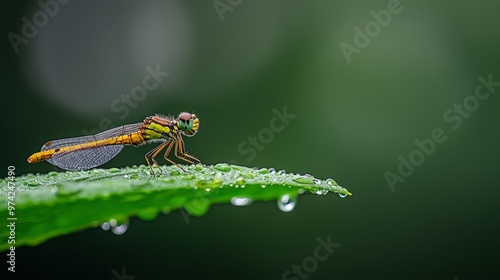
<box><xmin>178</xmin><ymin>112</ymin><xmax>192</xmax><ymax>122</ymax></box>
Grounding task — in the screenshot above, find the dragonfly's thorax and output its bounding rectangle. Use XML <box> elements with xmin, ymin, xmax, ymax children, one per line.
<box><xmin>142</xmin><ymin>116</ymin><xmax>176</xmax><ymax>140</ymax></box>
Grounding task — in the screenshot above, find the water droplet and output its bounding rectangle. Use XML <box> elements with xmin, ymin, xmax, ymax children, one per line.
<box><xmin>123</xmin><ymin>174</ymin><xmax>130</xmax><ymax>179</ymax></box>
<box><xmin>338</xmin><ymin>193</ymin><xmax>347</xmax><ymax>198</ymax></box>
<box><xmin>56</xmin><ymin>185</ymin><xmax>81</xmax><ymax>196</ymax></box>
<box><xmin>196</xmin><ymin>179</ymin><xmax>222</xmax><ymax>189</ymax></box>
<box><xmin>326</xmin><ymin>178</ymin><xmax>338</xmax><ymax>186</ymax></box>
<box><xmin>258</xmin><ymin>168</ymin><xmax>270</xmax><ymax>174</ymax></box>
<box><xmin>235</xmin><ymin>177</ymin><xmax>246</xmax><ymax>186</ymax></box>
<box><xmin>205</xmin><ymin>188</ymin><xmax>211</xmax><ymax>192</ymax></box>
<box><xmin>269</xmin><ymin>167</ymin><xmax>276</xmax><ymax>174</ymax></box>
<box><xmin>101</xmin><ymin>219</ymin><xmax>129</xmax><ymax>235</ymax></box>
<box><xmin>28</xmin><ymin>180</ymin><xmax>40</xmax><ymax>187</ymax></box>
<box><xmin>100</xmin><ymin>222</ymin><xmax>111</xmax><ymax>231</ymax></box>
<box><xmin>48</xmin><ymin>171</ymin><xmax>58</xmax><ymax>176</ymax></box>
<box><xmin>314</xmin><ymin>189</ymin><xmax>328</xmax><ymax>195</ymax></box>
<box><xmin>230</xmin><ymin>197</ymin><xmax>253</xmax><ymax>206</ymax></box>
<box><xmin>170</xmin><ymin>170</ymin><xmax>181</xmax><ymax>176</ymax></box>
<box><xmin>111</xmin><ymin>222</ymin><xmax>128</xmax><ymax>235</ymax></box>
<box><xmin>108</xmin><ymin>168</ymin><xmax>121</xmax><ymax>173</ymax></box>
<box><xmin>277</xmin><ymin>194</ymin><xmax>297</xmax><ymax>212</ymax></box>
<box><xmin>278</xmin><ymin>169</ymin><xmax>286</xmax><ymax>175</ymax></box>
<box><xmin>214</xmin><ymin>163</ymin><xmax>231</xmax><ymax>172</ymax></box>
<box><xmin>293</xmin><ymin>177</ymin><xmax>315</xmax><ymax>184</ymax></box>
<box><xmin>261</xmin><ymin>185</ymin><xmax>267</xmax><ymax>188</ymax></box>
<box><xmin>313</xmin><ymin>179</ymin><xmax>321</xmax><ymax>185</ymax></box>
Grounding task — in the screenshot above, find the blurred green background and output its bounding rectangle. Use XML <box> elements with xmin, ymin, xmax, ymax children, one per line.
<box><xmin>2</xmin><ymin>0</ymin><xmax>499</xmax><ymax>279</ymax></box>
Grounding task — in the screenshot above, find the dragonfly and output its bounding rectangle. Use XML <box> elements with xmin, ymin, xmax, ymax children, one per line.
<box><xmin>27</xmin><ymin>112</ymin><xmax>202</xmax><ymax>176</ymax></box>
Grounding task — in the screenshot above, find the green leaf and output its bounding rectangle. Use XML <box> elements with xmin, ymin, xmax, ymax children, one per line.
<box><xmin>0</xmin><ymin>164</ymin><xmax>351</xmax><ymax>251</ymax></box>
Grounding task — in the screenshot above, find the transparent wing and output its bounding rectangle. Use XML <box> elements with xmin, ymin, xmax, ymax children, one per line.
<box><xmin>48</xmin><ymin>145</ymin><xmax>124</xmax><ymax>171</ymax></box>
<box><xmin>41</xmin><ymin>123</ymin><xmax>143</xmax><ymax>150</ymax></box>
<box><xmin>42</xmin><ymin>123</ymin><xmax>143</xmax><ymax>171</ymax></box>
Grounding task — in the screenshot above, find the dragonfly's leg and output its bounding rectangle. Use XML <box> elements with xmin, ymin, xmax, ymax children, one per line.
<box><xmin>174</xmin><ymin>135</ymin><xmax>208</xmax><ymax>169</ymax></box>
<box><xmin>163</xmin><ymin>138</ymin><xmax>187</xmax><ymax>173</ymax></box>
<box><xmin>145</xmin><ymin>140</ymin><xmax>170</xmax><ymax>176</ymax></box>
<box><xmin>145</xmin><ymin>148</ymin><xmax>159</xmax><ymax>176</ymax></box>
<box><xmin>150</xmin><ymin>140</ymin><xmax>175</xmax><ymax>175</ymax></box>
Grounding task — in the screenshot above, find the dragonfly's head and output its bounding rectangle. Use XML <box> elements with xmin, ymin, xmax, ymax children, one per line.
<box><xmin>177</xmin><ymin>112</ymin><xmax>199</xmax><ymax>137</ymax></box>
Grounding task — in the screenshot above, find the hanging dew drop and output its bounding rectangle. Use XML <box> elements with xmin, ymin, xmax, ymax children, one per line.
<box><xmin>277</xmin><ymin>194</ymin><xmax>297</xmax><ymax>212</ymax></box>
<box><xmin>111</xmin><ymin>220</ymin><xmax>129</xmax><ymax>235</ymax></box>
<box><xmin>230</xmin><ymin>197</ymin><xmax>253</xmax><ymax>206</ymax></box>
<box><xmin>314</xmin><ymin>189</ymin><xmax>329</xmax><ymax>195</ymax></box>
<box><xmin>100</xmin><ymin>222</ymin><xmax>111</xmax><ymax>231</ymax></box>
<box><xmin>338</xmin><ymin>193</ymin><xmax>347</xmax><ymax>198</ymax></box>
<box><xmin>261</xmin><ymin>185</ymin><xmax>267</xmax><ymax>188</ymax></box>
<box><xmin>101</xmin><ymin>218</ymin><xmax>129</xmax><ymax>235</ymax></box>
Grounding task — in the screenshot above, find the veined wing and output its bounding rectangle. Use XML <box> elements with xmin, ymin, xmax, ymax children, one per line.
<box><xmin>42</xmin><ymin>122</ymin><xmax>144</xmax><ymax>171</ymax></box>
<box><xmin>41</xmin><ymin>123</ymin><xmax>144</xmax><ymax>150</ymax></box>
